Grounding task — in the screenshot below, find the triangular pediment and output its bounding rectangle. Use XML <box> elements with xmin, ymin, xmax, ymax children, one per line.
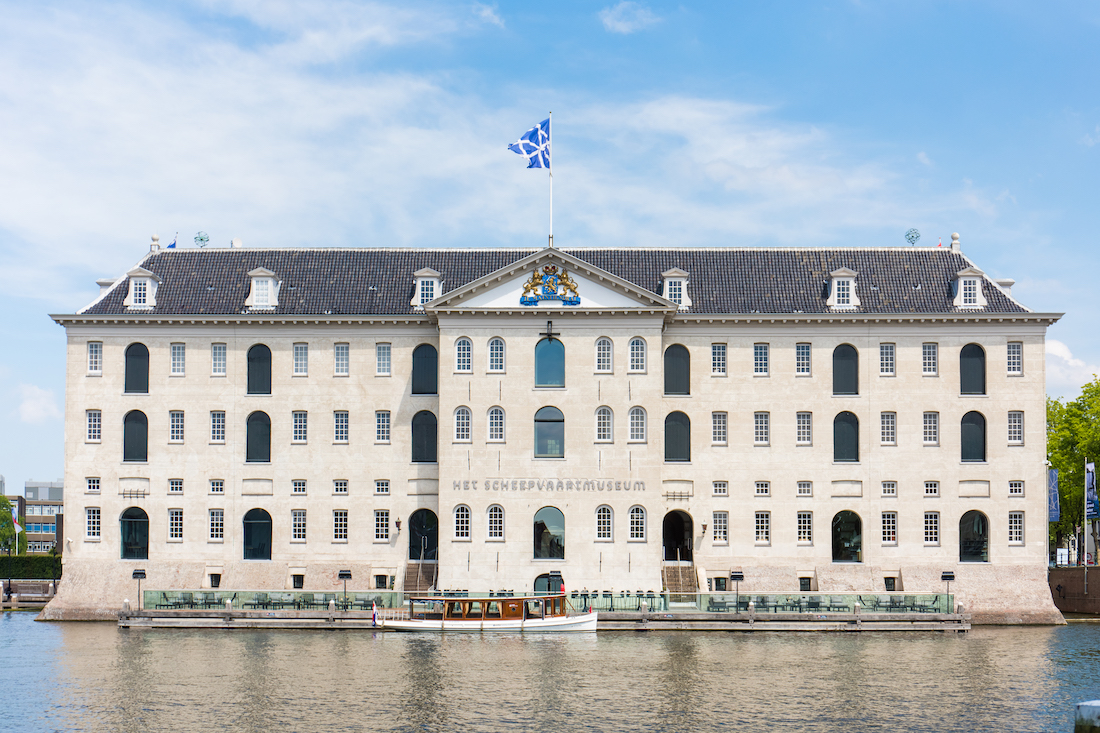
<box><xmin>126</xmin><ymin>266</ymin><xmax>162</xmax><ymax>282</ymax></box>
<box><xmin>954</xmin><ymin>266</ymin><xmax>984</xmax><ymax>279</ymax></box>
<box><xmin>428</xmin><ymin>248</ymin><xmax>676</xmax><ymax>312</ymax></box>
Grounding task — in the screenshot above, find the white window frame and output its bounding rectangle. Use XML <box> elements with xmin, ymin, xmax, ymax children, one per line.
<box><xmin>711</xmin><ymin>411</ymin><xmax>727</xmax><ymax>445</ymax></box>
<box><xmin>292</xmin><ymin>411</ymin><xmax>308</xmax><ymax>443</ymax></box>
<box><xmin>1008</xmin><ymin>511</ymin><xmax>1024</xmax><ymax>545</ymax></box>
<box><xmin>210</xmin><ymin>479</ymin><xmax>224</xmax><ymax>494</ymax></box>
<box><xmin>87</xmin><ymin>342</ymin><xmax>102</xmax><ymax>374</ymax></box>
<box><xmin>880</xmin><ymin>412</ymin><xmax>897</xmax><ymax>445</ymax></box>
<box><xmin>169</xmin><ymin>478</ymin><xmax>183</xmax><ymax>494</ymax></box>
<box><xmin>375</xmin><ymin>509</ymin><xmax>390</xmax><ymax>540</ymax></box>
<box><xmin>596</xmin><ymin>506</ymin><xmax>612</xmax><ymax>541</ymax></box>
<box><xmin>1008</xmin><ymin>411</ymin><xmax>1024</xmax><ymax>445</ymax></box>
<box><xmin>292</xmin><ymin>479</ymin><xmax>307</xmax><ymax>495</ymax></box>
<box><xmin>170</xmin><ymin>343</ymin><xmax>186</xmax><ymax>375</ymax></box>
<box><xmin>797</xmin><ymin>481</ymin><xmax>813</xmax><ymax>497</ymax></box>
<box><xmin>628</xmin><ymin>338</ymin><xmax>646</xmax><ymax>373</ymax></box>
<box><xmin>334</xmin><ymin>343</ymin><xmax>350</xmax><ymax>376</ymax></box>
<box><xmin>210</xmin><ymin>411</ymin><xmax>225</xmax><ymax>443</ymax></box>
<box><xmin>924</xmin><ymin>481</ymin><xmax>940</xmax><ymax>497</ymax></box>
<box><xmin>712</xmin><ymin>480</ymin><xmax>728</xmax><ymax>496</ymax></box>
<box><xmin>629</xmin><ymin>506</ymin><xmax>646</xmax><ymax>541</ymax></box>
<box><xmin>86</xmin><ymin>508</ymin><xmax>101</xmax><ymax>539</ymax></box>
<box><xmin>86</xmin><ymin>477</ymin><xmax>100</xmax><ymax>494</ymax></box>
<box><xmin>168</xmin><ymin>509</ymin><xmax>183</xmax><ymax>541</ymax></box>
<box><xmin>293</xmin><ymin>343</ymin><xmax>309</xmax><ymax>376</ymax></box>
<box><xmin>334</xmin><ymin>509</ymin><xmax>348</xmax><ymax>542</ymax></box>
<box><xmin>455</xmin><ymin>338</ymin><xmax>472</xmax><ymax>373</ymax></box>
<box><xmin>796</xmin><ymin>412</ymin><xmax>812</xmax><ymax>445</ymax></box>
<box><xmin>754</xmin><ymin>412</ymin><xmax>770</xmax><ymax>445</ymax></box>
<box><xmin>1009</xmin><ymin>480</ymin><xmax>1024</xmax><ymax>496</ymax></box>
<box><xmin>795</xmin><ymin>343</ymin><xmax>811</xmax><ymax>375</ymax></box>
<box><xmin>882</xmin><ymin>512</ymin><xmax>897</xmax><ymax>545</ymax></box>
<box><xmin>1007</xmin><ymin>342</ymin><xmax>1023</xmax><ymax>375</ymax></box>
<box><xmin>595</xmin><ymin>406</ymin><xmax>613</xmax><ymax>443</ymax></box>
<box><xmin>924</xmin><ymin>511</ymin><xmax>940</xmax><ymax>545</ymax></box>
<box><xmin>879</xmin><ymin>343</ymin><xmax>895</xmax><ymax>376</ymax></box>
<box><xmin>488</xmin><ymin>505</ymin><xmax>504</xmax><ymax>540</ymax></box>
<box><xmin>797</xmin><ymin>511</ymin><xmax>813</xmax><ymax>544</ymax></box>
<box><xmin>292</xmin><ymin>509</ymin><xmax>307</xmax><ymax>542</ymax></box>
<box><xmin>209</xmin><ymin>509</ymin><xmax>224</xmax><ymax>541</ymax></box>
<box><xmin>454</xmin><ymin>505</ymin><xmax>471</xmax><ymax>539</ymax></box>
<box><xmin>169</xmin><ymin>411</ymin><xmax>185</xmax><ymax>442</ymax></box>
<box><xmin>211</xmin><ymin>343</ymin><xmax>227</xmax><ymax>376</ymax></box>
<box><xmin>881</xmin><ymin>481</ymin><xmax>897</xmax><ymax>497</ymax></box>
<box><xmin>628</xmin><ymin>407</ymin><xmax>647</xmax><ymax>443</ymax></box>
<box><xmin>923</xmin><ymin>412</ymin><xmax>939</xmax><ymax>445</ymax></box>
<box><xmin>488</xmin><ymin>337</ymin><xmax>505</xmax><ymax>372</ymax></box>
<box><xmin>334</xmin><ymin>410</ymin><xmax>349</xmax><ymax>443</ymax></box>
<box><xmin>376</xmin><ymin>343</ymin><xmax>391</xmax><ymax>376</ymax></box>
<box><xmin>334</xmin><ymin>479</ymin><xmax>348</xmax><ymax>495</ymax></box>
<box><xmin>755</xmin><ymin>481</ymin><xmax>770</xmax><ymax>497</ymax></box>
<box><xmin>711</xmin><ymin>343</ymin><xmax>727</xmax><ymax>375</ymax></box>
<box><xmin>488</xmin><ymin>407</ymin><xmax>505</xmax><ymax>442</ymax></box>
<box><xmin>753</xmin><ymin>343</ymin><xmax>769</xmax><ymax>375</ymax></box>
<box><xmin>86</xmin><ymin>410</ymin><xmax>102</xmax><ymax>442</ymax></box>
<box><xmin>922</xmin><ymin>343</ymin><xmax>938</xmax><ymax>375</ymax></box>
<box><xmin>755</xmin><ymin>511</ymin><xmax>771</xmax><ymax>545</ymax></box>
<box><xmin>595</xmin><ymin>338</ymin><xmax>613</xmax><ymax>373</ymax></box>
<box><xmin>712</xmin><ymin>511</ymin><xmax>728</xmax><ymax>544</ymax></box>
<box><xmin>455</xmin><ymin>407</ymin><xmax>472</xmax><ymax>442</ymax></box>
<box><xmin>375</xmin><ymin>479</ymin><xmax>390</xmax><ymax>495</ymax></box>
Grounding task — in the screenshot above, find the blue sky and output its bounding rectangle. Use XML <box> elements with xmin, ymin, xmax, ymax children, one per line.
<box><xmin>1</xmin><ymin>0</ymin><xmax>1098</xmax><ymax>490</ymax></box>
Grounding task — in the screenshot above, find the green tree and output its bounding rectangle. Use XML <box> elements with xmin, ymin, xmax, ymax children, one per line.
<box><xmin>1047</xmin><ymin>378</ymin><xmax>1100</xmax><ymax>555</ymax></box>
<box><xmin>0</xmin><ymin>496</ymin><xmax>28</xmax><ymax>556</ymax></box>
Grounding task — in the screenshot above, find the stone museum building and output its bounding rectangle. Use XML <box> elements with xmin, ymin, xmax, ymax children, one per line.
<box><xmin>47</xmin><ymin>234</ymin><xmax>1062</xmax><ymax>622</ymax></box>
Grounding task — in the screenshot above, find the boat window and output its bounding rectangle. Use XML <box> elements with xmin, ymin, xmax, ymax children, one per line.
<box><xmin>486</xmin><ymin>601</ymin><xmax>501</xmax><ymax>618</ymax></box>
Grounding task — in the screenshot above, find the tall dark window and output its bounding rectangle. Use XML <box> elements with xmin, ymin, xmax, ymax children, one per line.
<box><xmin>533</xmin><ymin>506</ymin><xmax>565</xmax><ymax>559</ymax></box>
<box><xmin>833</xmin><ymin>412</ymin><xmax>859</xmax><ymax>462</ymax></box>
<box><xmin>412</xmin><ymin>410</ymin><xmax>438</xmax><ymax>462</ymax></box>
<box><xmin>664</xmin><ymin>344</ymin><xmax>690</xmax><ymax>395</ymax></box>
<box><xmin>832</xmin><ymin>344</ymin><xmax>858</xmax><ymax>395</ymax></box>
<box><xmin>534</xmin><ymin>406</ymin><xmax>565</xmax><ymax>457</ymax></box>
<box><xmin>247</xmin><ymin>344</ymin><xmax>272</xmax><ymax>395</ymax></box>
<box><xmin>664</xmin><ymin>411</ymin><xmax>691</xmax><ymax>462</ymax></box>
<box><xmin>120</xmin><ymin>507</ymin><xmax>149</xmax><ymax>559</ymax></box>
<box><xmin>961</xmin><ymin>411</ymin><xmax>986</xmax><ymax>462</ymax></box>
<box><xmin>534</xmin><ymin>338</ymin><xmax>565</xmax><ymax>387</ymax></box>
<box><xmin>960</xmin><ymin>344</ymin><xmax>986</xmax><ymax>395</ymax></box>
<box><xmin>243</xmin><ymin>508</ymin><xmax>272</xmax><ymax>560</ymax></box>
<box><xmin>960</xmin><ymin>510</ymin><xmax>989</xmax><ymax>562</ymax></box>
<box><xmin>123</xmin><ymin>410</ymin><xmax>148</xmax><ymax>462</ymax></box>
<box><xmin>831</xmin><ymin>511</ymin><xmax>862</xmax><ymax>563</ymax></box>
<box><xmin>412</xmin><ymin>344</ymin><xmax>438</xmax><ymax>394</ymax></box>
<box><xmin>246</xmin><ymin>411</ymin><xmax>271</xmax><ymax>462</ymax></box>
<box><xmin>124</xmin><ymin>343</ymin><xmax>149</xmax><ymax>393</ymax></box>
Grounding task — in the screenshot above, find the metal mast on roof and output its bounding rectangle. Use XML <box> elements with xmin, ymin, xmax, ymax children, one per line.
<box><xmin>548</xmin><ymin>111</ymin><xmax>553</xmax><ymax>248</ymax></box>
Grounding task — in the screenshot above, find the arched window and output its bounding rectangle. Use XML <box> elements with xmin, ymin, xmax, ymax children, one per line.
<box><xmin>454</xmin><ymin>505</ymin><xmax>471</xmax><ymax>539</ymax></box>
<box><xmin>535</xmin><ymin>338</ymin><xmax>565</xmax><ymax>387</ymax></box>
<box><xmin>120</xmin><ymin>507</ymin><xmax>149</xmax><ymax>559</ymax></box>
<box><xmin>595</xmin><ymin>406</ymin><xmax>613</xmax><ymax>442</ymax></box>
<box><xmin>488</xmin><ymin>337</ymin><xmax>505</xmax><ymax>372</ymax></box>
<box><xmin>664</xmin><ymin>344</ymin><xmax>690</xmax><ymax>395</ymax></box>
<box><xmin>123</xmin><ymin>410</ymin><xmax>148</xmax><ymax>462</ymax></box>
<box><xmin>833</xmin><ymin>411</ymin><xmax>859</xmax><ymax>462</ymax></box>
<box><xmin>595</xmin><ymin>337</ymin><xmax>613</xmax><ymax>372</ymax></box>
<box><xmin>124</xmin><ymin>343</ymin><xmax>149</xmax><ymax>394</ymax></box>
<box><xmin>960</xmin><ymin>510</ymin><xmax>989</xmax><ymax>562</ymax></box>
<box><xmin>832</xmin><ymin>344</ymin><xmax>858</xmax><ymax>395</ymax></box>
<box><xmin>246</xmin><ymin>411</ymin><xmax>271</xmax><ymax>463</ymax></box>
<box><xmin>629</xmin><ymin>407</ymin><xmax>647</xmax><ymax>442</ymax></box>
<box><xmin>412</xmin><ymin>410</ymin><xmax>438</xmax><ymax>463</ymax></box>
<box><xmin>961</xmin><ymin>411</ymin><xmax>986</xmax><ymax>462</ymax></box>
<box><xmin>247</xmin><ymin>344</ymin><xmax>271</xmax><ymax>395</ymax></box>
<box><xmin>664</xmin><ymin>411</ymin><xmax>691</xmax><ymax>462</ymax></box>
<box><xmin>960</xmin><ymin>344</ymin><xmax>986</xmax><ymax>395</ymax></box>
<box><xmin>412</xmin><ymin>344</ymin><xmax>438</xmax><ymax>395</ymax></box>
<box><xmin>534</xmin><ymin>573</ymin><xmax>564</xmax><ymax>593</ymax></box>
<box><xmin>455</xmin><ymin>338</ymin><xmax>472</xmax><ymax>372</ymax></box>
<box><xmin>243</xmin><ymin>508</ymin><xmax>272</xmax><ymax>560</ymax></box>
<box><xmin>629</xmin><ymin>506</ymin><xmax>646</xmax><ymax>540</ymax></box>
<box><xmin>831</xmin><ymin>510</ymin><xmax>862</xmax><ymax>562</ymax></box>
<box><xmin>533</xmin><ymin>506</ymin><xmax>565</xmax><ymax>559</ymax></box>
<box><xmin>488</xmin><ymin>407</ymin><xmax>505</xmax><ymax>442</ymax></box>
<box><xmin>454</xmin><ymin>407</ymin><xmax>471</xmax><ymax>442</ymax></box>
<box><xmin>596</xmin><ymin>506</ymin><xmax>612</xmax><ymax>540</ymax></box>
<box><xmin>534</xmin><ymin>406</ymin><xmax>564</xmax><ymax>457</ymax></box>
<box><xmin>629</xmin><ymin>338</ymin><xmax>646</xmax><ymax>372</ymax></box>
<box><xmin>488</xmin><ymin>505</ymin><xmax>504</xmax><ymax>539</ymax></box>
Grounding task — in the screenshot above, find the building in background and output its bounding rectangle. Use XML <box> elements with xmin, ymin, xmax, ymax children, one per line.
<box><xmin>22</xmin><ymin>480</ymin><xmax>63</xmax><ymax>554</ymax></box>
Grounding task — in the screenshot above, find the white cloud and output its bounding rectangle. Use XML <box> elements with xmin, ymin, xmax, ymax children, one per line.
<box><xmin>1046</xmin><ymin>339</ymin><xmax>1100</xmax><ymax>399</ymax></box>
<box><xmin>1082</xmin><ymin>125</ymin><xmax>1100</xmax><ymax>147</ymax></box>
<box><xmin>599</xmin><ymin>2</ymin><xmax>660</xmax><ymax>34</ymax></box>
<box><xmin>472</xmin><ymin>3</ymin><xmax>504</xmax><ymax>28</ymax></box>
<box><xmin>917</xmin><ymin>151</ymin><xmax>933</xmax><ymax>166</ymax></box>
<box><xmin>17</xmin><ymin>384</ymin><xmax>62</xmax><ymax>424</ymax></box>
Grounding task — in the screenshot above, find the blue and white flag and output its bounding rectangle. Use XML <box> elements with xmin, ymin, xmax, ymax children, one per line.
<box><xmin>1087</xmin><ymin>462</ymin><xmax>1098</xmax><ymax>520</ymax></box>
<box><xmin>508</xmin><ymin>118</ymin><xmax>551</xmax><ymax>169</ymax></box>
<box><xmin>1049</xmin><ymin>468</ymin><xmax>1060</xmax><ymax>522</ymax></box>
<box><xmin>10</xmin><ymin>506</ymin><xmax>21</xmax><ymax>535</ymax></box>
<box><xmin>167</xmin><ymin>233</ymin><xmax>177</xmax><ymax>249</ymax></box>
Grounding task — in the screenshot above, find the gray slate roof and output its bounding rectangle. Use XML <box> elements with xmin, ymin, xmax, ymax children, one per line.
<box><xmin>81</xmin><ymin>247</ymin><xmax>1028</xmax><ymax>316</ymax></box>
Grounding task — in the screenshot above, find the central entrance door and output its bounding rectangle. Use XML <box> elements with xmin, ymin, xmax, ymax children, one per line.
<box><xmin>662</xmin><ymin>510</ymin><xmax>693</xmax><ymax>562</ymax></box>
<box><xmin>408</xmin><ymin>509</ymin><xmax>438</xmax><ymax>561</ymax></box>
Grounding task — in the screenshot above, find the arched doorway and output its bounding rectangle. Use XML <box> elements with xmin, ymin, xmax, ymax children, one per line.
<box><xmin>960</xmin><ymin>510</ymin><xmax>989</xmax><ymax>562</ymax></box>
<box><xmin>243</xmin><ymin>508</ymin><xmax>272</xmax><ymax>560</ymax></box>
<box><xmin>408</xmin><ymin>509</ymin><xmax>438</xmax><ymax>561</ymax></box>
<box><xmin>662</xmin><ymin>510</ymin><xmax>693</xmax><ymax>562</ymax></box>
<box><xmin>534</xmin><ymin>573</ymin><xmax>564</xmax><ymax>593</ymax></box>
<box><xmin>120</xmin><ymin>507</ymin><xmax>149</xmax><ymax>559</ymax></box>
<box><xmin>832</xmin><ymin>510</ymin><xmax>862</xmax><ymax>563</ymax></box>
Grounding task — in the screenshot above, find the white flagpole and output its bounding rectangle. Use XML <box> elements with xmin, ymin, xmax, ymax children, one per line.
<box><xmin>548</xmin><ymin>111</ymin><xmax>553</xmax><ymax>248</ymax></box>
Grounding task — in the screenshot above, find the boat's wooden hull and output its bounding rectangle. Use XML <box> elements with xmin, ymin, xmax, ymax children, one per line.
<box><xmin>381</xmin><ymin>611</ymin><xmax>598</xmax><ymax>633</ymax></box>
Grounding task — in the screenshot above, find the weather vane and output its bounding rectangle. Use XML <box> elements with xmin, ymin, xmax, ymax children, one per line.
<box><xmin>905</xmin><ymin>228</ymin><xmax>920</xmax><ymax>246</ymax></box>
<box><xmin>194</xmin><ymin>231</ymin><xmax>209</xmax><ymax>248</ymax></box>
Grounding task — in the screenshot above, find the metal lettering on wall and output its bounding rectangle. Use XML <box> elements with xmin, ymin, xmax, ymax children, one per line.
<box><xmin>453</xmin><ymin>479</ymin><xmax>645</xmax><ymax>492</ymax></box>
<box><xmin>520</xmin><ymin>265</ymin><xmax>580</xmax><ymax>306</ymax></box>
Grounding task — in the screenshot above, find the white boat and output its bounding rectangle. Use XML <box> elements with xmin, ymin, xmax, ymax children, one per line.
<box><xmin>380</xmin><ymin>593</ymin><xmax>597</xmax><ymax>632</ymax></box>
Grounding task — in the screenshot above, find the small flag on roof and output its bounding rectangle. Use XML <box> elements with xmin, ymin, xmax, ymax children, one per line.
<box><xmin>509</xmin><ymin>118</ymin><xmax>551</xmax><ymax>169</ymax></box>
<box><xmin>167</xmin><ymin>232</ymin><xmax>178</xmax><ymax>249</ymax></box>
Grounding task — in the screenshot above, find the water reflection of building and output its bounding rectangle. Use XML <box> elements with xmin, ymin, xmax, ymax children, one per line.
<box><xmin>47</xmin><ymin>235</ymin><xmax>1062</xmax><ymax>623</ymax></box>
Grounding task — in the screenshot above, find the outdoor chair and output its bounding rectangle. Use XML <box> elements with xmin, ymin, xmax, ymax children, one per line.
<box><xmin>156</xmin><ymin>592</ymin><xmax>173</xmax><ymax>609</ymax></box>
<box><xmin>828</xmin><ymin>596</ymin><xmax>850</xmax><ymax>612</ymax></box>
<box><xmin>245</xmin><ymin>592</ymin><xmax>269</xmax><ymax>609</ymax></box>
<box><xmin>296</xmin><ymin>593</ymin><xmax>316</xmax><ymax>609</ymax></box>
<box><xmin>175</xmin><ymin>592</ymin><xmax>195</xmax><ymax>609</ymax></box>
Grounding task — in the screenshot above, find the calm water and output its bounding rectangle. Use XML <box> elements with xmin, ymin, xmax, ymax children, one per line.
<box><xmin>3</xmin><ymin>612</ymin><xmax>1099</xmax><ymax>732</ymax></box>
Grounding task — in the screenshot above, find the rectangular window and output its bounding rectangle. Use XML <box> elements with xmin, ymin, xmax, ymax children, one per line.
<box><xmin>171</xmin><ymin>343</ymin><xmax>186</xmax><ymax>375</ymax></box>
<box><xmin>334</xmin><ymin>510</ymin><xmax>348</xmax><ymax>541</ymax></box>
<box><xmin>253</xmin><ymin>278</ymin><xmax>269</xmax><ymax>307</ymax></box>
<box><xmin>489</xmin><ymin>339</ymin><xmax>505</xmax><ymax>372</ymax></box>
<box><xmin>420</xmin><ymin>280</ymin><xmax>434</xmax><ymax>304</ymax></box>
<box><xmin>293</xmin><ymin>411</ymin><xmax>308</xmax><ymax>442</ymax></box>
<box><xmin>169</xmin><ymin>509</ymin><xmax>183</xmax><ymax>540</ymax></box>
<box><xmin>170</xmin><ymin>411</ymin><xmax>185</xmax><ymax>442</ymax></box>
<box><xmin>796</xmin><ymin>412</ymin><xmax>812</xmax><ymax>445</ymax></box>
<box><xmin>882</xmin><ymin>481</ymin><xmax>897</xmax><ymax>497</ymax></box>
<box><xmin>922</xmin><ymin>343</ymin><xmax>938</xmax><ymax>375</ymax></box>
<box><xmin>923</xmin><ymin>412</ymin><xmax>939</xmax><ymax>445</ymax></box>
<box><xmin>924</xmin><ymin>512</ymin><xmax>939</xmax><ymax>545</ymax></box>
<box><xmin>753</xmin><ymin>343</ymin><xmax>769</xmax><ymax>375</ymax></box>
<box><xmin>456</xmin><ymin>340</ymin><xmax>472</xmax><ymax>372</ymax></box>
<box><xmin>375</xmin><ymin>411</ymin><xmax>390</xmax><ymax>442</ymax></box>
<box><xmin>754</xmin><ymin>412</ymin><xmax>770</xmax><ymax>445</ymax></box>
<box><xmin>629</xmin><ymin>339</ymin><xmax>646</xmax><ymax>372</ymax></box>
<box><xmin>835</xmin><ymin>278</ymin><xmax>851</xmax><ymax>306</ymax></box>
<box><xmin>596</xmin><ymin>339</ymin><xmax>612</xmax><ymax>372</ymax></box>
<box><xmin>376</xmin><ymin>343</ymin><xmax>391</xmax><ymax>375</ymax></box>
<box><xmin>375</xmin><ymin>479</ymin><xmax>390</xmax><ymax>495</ymax></box>
<box><xmin>712</xmin><ymin>480</ymin><xmax>728</xmax><ymax>496</ymax></box>
<box><xmin>962</xmin><ymin>278</ymin><xmax>978</xmax><ymax>305</ymax></box>
<box><xmin>169</xmin><ymin>479</ymin><xmax>183</xmax><ymax>494</ymax></box>
<box><xmin>924</xmin><ymin>481</ymin><xmax>939</xmax><ymax>497</ymax></box>
<box><xmin>1009</xmin><ymin>480</ymin><xmax>1024</xmax><ymax>496</ymax></box>
<box><xmin>755</xmin><ymin>481</ymin><xmax>770</xmax><ymax>496</ymax></box>
<box><xmin>711</xmin><ymin>344</ymin><xmax>726</xmax><ymax>375</ymax></box>
<box><xmin>375</xmin><ymin>510</ymin><xmax>389</xmax><ymax>541</ymax></box>
<box><xmin>334</xmin><ymin>343</ymin><xmax>350</xmax><ymax>375</ymax></box>
<box><xmin>293</xmin><ymin>343</ymin><xmax>308</xmax><ymax>375</ymax></box>
<box><xmin>292</xmin><ymin>479</ymin><xmax>307</xmax><ymax>495</ymax></box>
<box><xmin>712</xmin><ymin>412</ymin><xmax>728</xmax><ymax>444</ymax></box>
<box><xmin>795</xmin><ymin>343</ymin><xmax>811</xmax><ymax>375</ymax></box>
<box><xmin>797</xmin><ymin>481</ymin><xmax>812</xmax><ymax>497</ymax></box>
<box><xmin>1008</xmin><ymin>411</ymin><xmax>1024</xmax><ymax>444</ymax></box>
<box><xmin>797</xmin><ymin>511</ymin><xmax>813</xmax><ymax>544</ymax></box>
<box><xmin>211</xmin><ymin>343</ymin><xmax>227</xmax><ymax>375</ymax></box>
<box><xmin>629</xmin><ymin>511</ymin><xmax>645</xmax><ymax>540</ymax></box>
<box><xmin>210</xmin><ymin>411</ymin><xmax>225</xmax><ymax>442</ymax></box>
<box><xmin>133</xmin><ymin>279</ymin><xmax>147</xmax><ymax>306</ymax></box>
<box><xmin>712</xmin><ymin>511</ymin><xmax>728</xmax><ymax>543</ymax></box>
<box><xmin>882</xmin><ymin>512</ymin><xmax>897</xmax><ymax>544</ymax></box>
<box><xmin>334</xmin><ymin>410</ymin><xmax>349</xmax><ymax>443</ymax></box>
<box><xmin>489</xmin><ymin>409</ymin><xmax>505</xmax><ymax>442</ymax></box>
<box><xmin>1007</xmin><ymin>342</ymin><xmax>1023</xmax><ymax>375</ymax></box>
<box><xmin>489</xmin><ymin>509</ymin><xmax>504</xmax><ymax>538</ymax></box>
<box><xmin>86</xmin><ymin>410</ymin><xmax>102</xmax><ymax>442</ymax></box>
<box><xmin>86</xmin><ymin>477</ymin><xmax>100</xmax><ymax>493</ymax></box>
<box><xmin>879</xmin><ymin>343</ymin><xmax>895</xmax><ymax>375</ymax></box>
<box><xmin>667</xmin><ymin>279</ymin><xmax>682</xmax><ymax>305</ymax></box>
<box><xmin>210</xmin><ymin>479</ymin><xmax>224</xmax><ymax>494</ymax></box>
<box><xmin>596</xmin><ymin>510</ymin><xmax>611</xmax><ymax>539</ymax></box>
<box><xmin>209</xmin><ymin>509</ymin><xmax>224</xmax><ymax>540</ymax></box>
<box><xmin>292</xmin><ymin>510</ymin><xmax>307</xmax><ymax>541</ymax></box>
<box><xmin>1008</xmin><ymin>511</ymin><xmax>1024</xmax><ymax>544</ymax></box>
<box><xmin>87</xmin><ymin>342</ymin><xmax>102</xmax><ymax>374</ymax></box>
<box><xmin>334</xmin><ymin>479</ymin><xmax>348</xmax><ymax>495</ymax></box>
<box><xmin>755</xmin><ymin>511</ymin><xmax>770</xmax><ymax>544</ymax></box>
<box><xmin>880</xmin><ymin>412</ymin><xmax>896</xmax><ymax>445</ymax></box>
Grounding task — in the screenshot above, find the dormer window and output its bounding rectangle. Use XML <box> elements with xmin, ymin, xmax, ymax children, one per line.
<box><xmin>411</xmin><ymin>268</ymin><xmax>442</xmax><ymax>309</ymax></box>
<box><xmin>122</xmin><ymin>267</ymin><xmax>161</xmax><ymax>310</ymax></box>
<box><xmin>951</xmin><ymin>267</ymin><xmax>988</xmax><ymax>309</ymax></box>
<box><xmin>133</xmin><ymin>279</ymin><xmax>148</xmax><ymax>305</ymax></box>
<box><xmin>661</xmin><ymin>268</ymin><xmax>691</xmax><ymax>310</ymax></box>
<box><xmin>826</xmin><ymin>268</ymin><xmax>860</xmax><ymax>310</ymax></box>
<box><xmin>245</xmin><ymin>268</ymin><xmax>280</xmax><ymax>310</ymax></box>
<box><xmin>420</xmin><ymin>279</ymin><xmax>435</xmax><ymax>303</ymax></box>
<box><xmin>254</xmin><ymin>278</ymin><xmax>271</xmax><ymax>307</ymax></box>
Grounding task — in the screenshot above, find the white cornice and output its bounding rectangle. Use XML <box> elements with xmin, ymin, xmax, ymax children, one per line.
<box><xmin>51</xmin><ymin>314</ymin><xmax>433</xmax><ymax>327</ymax></box>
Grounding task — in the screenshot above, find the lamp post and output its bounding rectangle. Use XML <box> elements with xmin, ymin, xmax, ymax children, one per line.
<box><xmin>338</xmin><ymin>569</ymin><xmax>352</xmax><ymax>609</ymax></box>
<box><xmin>941</xmin><ymin>571</ymin><xmax>955</xmax><ymax>613</ymax></box>
<box><xmin>730</xmin><ymin>570</ymin><xmax>745</xmax><ymax>612</ymax></box>
<box><xmin>132</xmin><ymin>569</ymin><xmax>146</xmax><ymax>610</ymax></box>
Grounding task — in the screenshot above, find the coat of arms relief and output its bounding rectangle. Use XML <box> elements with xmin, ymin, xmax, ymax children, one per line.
<box><xmin>520</xmin><ymin>265</ymin><xmax>581</xmax><ymax>306</ymax></box>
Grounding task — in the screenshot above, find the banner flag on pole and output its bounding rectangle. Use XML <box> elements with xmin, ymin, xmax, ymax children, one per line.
<box><xmin>1049</xmin><ymin>468</ymin><xmax>1060</xmax><ymax>522</ymax></box>
<box><xmin>508</xmin><ymin>118</ymin><xmax>551</xmax><ymax>169</ymax></box>
<box><xmin>1087</xmin><ymin>462</ymin><xmax>1098</xmax><ymax>520</ymax></box>
<box><xmin>10</xmin><ymin>506</ymin><xmax>21</xmax><ymax>535</ymax></box>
